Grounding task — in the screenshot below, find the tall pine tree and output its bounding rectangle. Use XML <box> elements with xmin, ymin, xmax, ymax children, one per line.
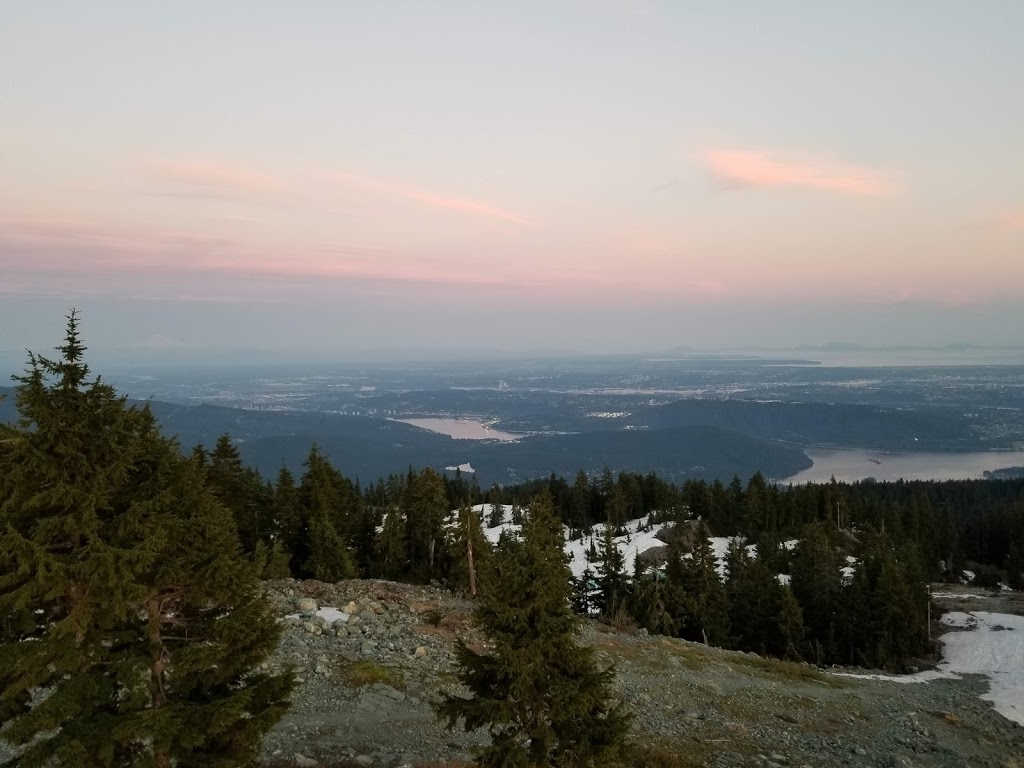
<box><xmin>0</xmin><ymin>313</ymin><xmax>292</xmax><ymax>767</ymax></box>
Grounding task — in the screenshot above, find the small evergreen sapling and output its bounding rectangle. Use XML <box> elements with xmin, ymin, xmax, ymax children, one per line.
<box><xmin>438</xmin><ymin>491</ymin><xmax>630</xmax><ymax>767</ymax></box>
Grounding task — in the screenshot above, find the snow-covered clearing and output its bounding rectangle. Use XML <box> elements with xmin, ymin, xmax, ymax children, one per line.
<box><xmin>470</xmin><ymin>505</ymin><xmax>667</xmax><ymax>580</ymax></box>
<box><xmin>565</xmin><ymin>516</ymin><xmax>665</xmax><ymax>580</ymax></box>
<box><xmin>836</xmin><ymin>611</ymin><xmax>1024</xmax><ymax>726</ymax></box>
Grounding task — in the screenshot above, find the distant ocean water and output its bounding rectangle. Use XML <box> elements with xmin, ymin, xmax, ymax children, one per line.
<box><xmin>786</xmin><ymin>449</ymin><xmax>1024</xmax><ymax>483</ymax></box>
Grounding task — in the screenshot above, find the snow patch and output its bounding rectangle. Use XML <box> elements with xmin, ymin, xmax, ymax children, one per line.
<box><xmin>565</xmin><ymin>516</ymin><xmax>666</xmax><ymax>580</ymax></box>
<box><xmin>315</xmin><ymin>607</ymin><xmax>350</xmax><ymax>625</ymax></box>
<box><xmin>445</xmin><ymin>463</ymin><xmax>476</xmax><ymax>473</ymax></box>
<box><xmin>835</xmin><ymin>611</ymin><xmax>1024</xmax><ymax>726</ymax></box>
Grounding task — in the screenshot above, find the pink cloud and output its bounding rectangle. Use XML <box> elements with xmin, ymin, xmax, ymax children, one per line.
<box><xmin>702</xmin><ymin>149</ymin><xmax>899</xmax><ymax>197</ymax></box>
<box><xmin>332</xmin><ymin>172</ymin><xmax>534</xmax><ymax>226</ymax></box>
<box><xmin>995</xmin><ymin>210</ymin><xmax>1024</xmax><ymax>231</ymax></box>
<box><xmin>0</xmin><ymin>217</ymin><xmax>525</xmax><ymax>297</ymax></box>
<box><xmin>141</xmin><ymin>157</ymin><xmax>288</xmax><ymax>199</ymax></box>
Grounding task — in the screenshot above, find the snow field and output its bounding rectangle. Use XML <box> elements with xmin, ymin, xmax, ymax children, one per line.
<box><xmin>837</xmin><ymin>611</ymin><xmax>1024</xmax><ymax>727</ymax></box>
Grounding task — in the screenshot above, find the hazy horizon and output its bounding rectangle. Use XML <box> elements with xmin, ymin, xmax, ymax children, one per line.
<box><xmin>3</xmin><ymin>2</ymin><xmax>1023</xmax><ymax>355</ymax></box>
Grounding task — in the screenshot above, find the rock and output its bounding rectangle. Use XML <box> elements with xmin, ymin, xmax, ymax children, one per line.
<box><xmin>354</xmin><ymin>756</ymin><xmax>374</xmax><ymax>767</ymax></box>
<box><xmin>415</xmin><ymin>646</ymin><xmax>428</xmax><ymax>658</ymax></box>
<box><xmin>296</xmin><ymin>597</ymin><xmax>318</xmax><ymax>614</ymax></box>
<box><xmin>294</xmin><ymin>755</ymin><xmax>319</xmax><ymax>767</ymax></box>
<box><xmin>361</xmin><ymin>640</ymin><xmax>377</xmax><ymax>656</ymax></box>
<box><xmin>344</xmin><ymin>600</ymin><xmax>359</xmax><ymax>615</ymax></box>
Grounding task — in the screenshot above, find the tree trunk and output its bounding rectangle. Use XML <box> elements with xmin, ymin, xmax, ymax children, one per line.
<box><xmin>147</xmin><ymin>594</ymin><xmax>171</xmax><ymax>768</ymax></box>
<box><xmin>466</xmin><ymin>512</ymin><xmax>477</xmax><ymax>596</ymax></box>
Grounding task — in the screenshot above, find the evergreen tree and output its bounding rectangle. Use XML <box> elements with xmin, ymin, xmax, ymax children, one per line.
<box><xmin>595</xmin><ymin>522</ymin><xmax>628</xmax><ymax>618</ymax></box>
<box><xmin>299</xmin><ymin>446</ymin><xmax>356</xmax><ymax>581</ymax></box>
<box><xmin>487</xmin><ymin>501</ymin><xmax>505</xmax><ymax>529</ymax></box>
<box><xmin>375</xmin><ymin>505</ymin><xmax>408</xmax><ymax>580</ymax></box>
<box><xmin>449</xmin><ymin>504</ymin><xmax>494</xmax><ymax>596</ymax></box>
<box><xmin>438</xmin><ymin>491</ymin><xmax>630</xmax><ymax>767</ymax></box>
<box><xmin>1007</xmin><ymin>541</ymin><xmax>1024</xmax><ymax>591</ymax></box>
<box><xmin>777</xmin><ymin>584</ymin><xmax>805</xmax><ymax>660</ymax></box>
<box><xmin>571</xmin><ymin>469</ymin><xmax>592</xmax><ymax>532</ymax></box>
<box><xmin>629</xmin><ymin>568</ymin><xmax>679</xmax><ymax>637</ymax></box>
<box><xmin>0</xmin><ymin>313</ymin><xmax>292</xmax><ymax>766</ymax></box>
<box><xmin>405</xmin><ymin>468</ymin><xmax>450</xmax><ymax>581</ymax></box>
<box><xmin>273</xmin><ymin>465</ymin><xmax>305</xmax><ymax>575</ymax></box>
<box><xmin>207</xmin><ymin>434</ymin><xmax>270</xmax><ymax>554</ymax></box>
<box><xmin>669</xmin><ymin>525</ymin><xmax>729</xmax><ymax>645</ymax></box>
<box><xmin>790</xmin><ymin>523</ymin><xmax>844</xmax><ymax>664</ymax></box>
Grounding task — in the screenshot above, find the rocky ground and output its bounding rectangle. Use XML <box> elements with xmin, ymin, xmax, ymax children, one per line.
<box><xmin>261</xmin><ymin>579</ymin><xmax>1024</xmax><ymax>768</ymax></box>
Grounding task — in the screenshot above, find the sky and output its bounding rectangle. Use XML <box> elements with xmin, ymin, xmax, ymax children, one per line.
<box><xmin>2</xmin><ymin>1</ymin><xmax>1023</xmax><ymax>360</ymax></box>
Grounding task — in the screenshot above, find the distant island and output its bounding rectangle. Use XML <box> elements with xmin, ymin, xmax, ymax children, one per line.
<box><xmin>983</xmin><ymin>466</ymin><xmax>1024</xmax><ymax>480</ymax></box>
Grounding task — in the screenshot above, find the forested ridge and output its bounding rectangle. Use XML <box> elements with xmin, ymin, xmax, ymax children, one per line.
<box><xmin>172</xmin><ymin>420</ymin><xmax>1022</xmax><ymax>672</ymax></box>
<box><xmin>0</xmin><ymin>388</ymin><xmax>815</xmax><ymax>484</ymax></box>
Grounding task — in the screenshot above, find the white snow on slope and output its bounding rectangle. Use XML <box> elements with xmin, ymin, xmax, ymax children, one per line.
<box><xmin>709</xmin><ymin>537</ymin><xmax>757</xmax><ymax>578</ymax></box>
<box><xmin>565</xmin><ymin>516</ymin><xmax>666</xmax><ymax>580</ymax></box>
<box><xmin>937</xmin><ymin>611</ymin><xmax>1024</xmax><ymax>725</ymax></box>
<box><xmin>315</xmin><ymin>607</ymin><xmax>349</xmax><ymax>625</ymax></box>
<box><xmin>470</xmin><ymin>506</ymin><xmax>668</xmax><ymax>580</ymax></box>
<box><xmin>836</xmin><ymin>611</ymin><xmax>1024</xmax><ymax>726</ymax></box>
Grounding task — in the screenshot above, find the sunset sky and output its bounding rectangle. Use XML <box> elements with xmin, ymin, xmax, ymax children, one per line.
<box><xmin>3</xmin><ymin>2</ymin><xmax>1023</xmax><ymax>357</ymax></box>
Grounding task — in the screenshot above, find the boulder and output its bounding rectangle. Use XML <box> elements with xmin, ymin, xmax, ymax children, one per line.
<box><xmin>654</xmin><ymin>520</ymin><xmax>703</xmax><ymax>552</ymax></box>
<box><xmin>637</xmin><ymin>544</ymin><xmax>669</xmax><ymax>567</ymax></box>
<box><xmin>296</xmin><ymin>597</ymin><xmax>318</xmax><ymax>614</ymax></box>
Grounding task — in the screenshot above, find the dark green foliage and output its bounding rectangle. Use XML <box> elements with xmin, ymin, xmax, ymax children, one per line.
<box><xmin>404</xmin><ymin>467</ymin><xmax>450</xmax><ymax>581</ymax></box>
<box><xmin>666</xmin><ymin>526</ymin><xmax>729</xmax><ymax>645</ymax></box>
<box><xmin>300</xmin><ymin>445</ymin><xmax>357</xmax><ymax>581</ymax></box>
<box><xmin>375</xmin><ymin>505</ymin><xmax>408</xmax><ymax>580</ymax></box>
<box><xmin>449</xmin><ymin>504</ymin><xmax>495</xmax><ymax>596</ymax></box>
<box><xmin>0</xmin><ymin>313</ymin><xmax>292</xmax><ymax>766</ymax></box>
<box><xmin>724</xmin><ymin>543</ymin><xmax>801</xmax><ymax>658</ymax></box>
<box><xmin>595</xmin><ymin>523</ymin><xmax>629</xmax><ymax>618</ymax></box>
<box><xmin>1007</xmin><ymin>542</ymin><xmax>1024</xmax><ymax>591</ymax></box>
<box><xmin>437</xmin><ymin>492</ymin><xmax>630</xmax><ymax>767</ymax></box>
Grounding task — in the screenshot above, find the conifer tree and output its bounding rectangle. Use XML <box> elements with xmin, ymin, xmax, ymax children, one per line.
<box><xmin>375</xmin><ymin>504</ymin><xmax>408</xmax><ymax>580</ymax></box>
<box><xmin>299</xmin><ymin>446</ymin><xmax>357</xmax><ymax>581</ymax></box>
<box><xmin>273</xmin><ymin>465</ymin><xmax>305</xmax><ymax>575</ymax></box>
<box><xmin>777</xmin><ymin>584</ymin><xmax>805</xmax><ymax>660</ymax></box>
<box><xmin>438</xmin><ymin>491</ymin><xmax>630</xmax><ymax>767</ymax></box>
<box><xmin>0</xmin><ymin>313</ymin><xmax>292</xmax><ymax>766</ymax></box>
<box><xmin>595</xmin><ymin>522</ymin><xmax>628</xmax><ymax>618</ymax></box>
<box><xmin>1006</xmin><ymin>542</ymin><xmax>1024</xmax><ymax>591</ymax></box>
<box><xmin>629</xmin><ymin>568</ymin><xmax>679</xmax><ymax>636</ymax></box>
<box><xmin>450</xmin><ymin>504</ymin><xmax>494</xmax><ymax>596</ymax></box>
<box><xmin>670</xmin><ymin>525</ymin><xmax>729</xmax><ymax>645</ymax></box>
<box><xmin>487</xmin><ymin>500</ymin><xmax>505</xmax><ymax>529</ymax></box>
<box><xmin>207</xmin><ymin>433</ymin><xmax>270</xmax><ymax>554</ymax></box>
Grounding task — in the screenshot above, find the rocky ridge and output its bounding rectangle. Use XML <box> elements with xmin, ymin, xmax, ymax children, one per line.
<box><xmin>261</xmin><ymin>579</ymin><xmax>1024</xmax><ymax>768</ymax></box>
